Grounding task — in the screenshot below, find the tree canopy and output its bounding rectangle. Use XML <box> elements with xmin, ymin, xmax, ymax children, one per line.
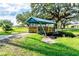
<box><xmin>16</xmin><ymin>3</ymin><xmax>79</xmax><ymax>29</ymax></box>
<box><xmin>16</xmin><ymin>12</ymin><xmax>32</xmax><ymax>24</ymax></box>
<box><xmin>31</xmin><ymin>3</ymin><xmax>79</xmax><ymax>29</ymax></box>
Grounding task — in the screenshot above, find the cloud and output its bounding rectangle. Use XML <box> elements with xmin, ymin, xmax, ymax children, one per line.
<box><xmin>0</xmin><ymin>0</ymin><xmax>30</xmax><ymax>3</ymax></box>
<box><xmin>0</xmin><ymin>16</ymin><xmax>17</xmax><ymax>25</ymax></box>
<box><xmin>0</xmin><ymin>3</ymin><xmax>31</xmax><ymax>25</ymax></box>
<box><xmin>0</xmin><ymin>3</ymin><xmax>31</xmax><ymax>16</ymax></box>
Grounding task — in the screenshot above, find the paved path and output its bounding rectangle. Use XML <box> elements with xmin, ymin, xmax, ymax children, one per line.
<box><xmin>12</xmin><ymin>33</ymin><xmax>30</xmax><ymax>39</ymax></box>
<box><xmin>0</xmin><ymin>33</ymin><xmax>30</xmax><ymax>40</ymax></box>
<box><xmin>0</xmin><ymin>33</ymin><xmax>30</xmax><ymax>45</ymax></box>
<box><xmin>0</xmin><ymin>35</ymin><xmax>13</xmax><ymax>40</ymax></box>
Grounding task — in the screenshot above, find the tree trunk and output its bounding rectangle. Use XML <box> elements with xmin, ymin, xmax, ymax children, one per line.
<box><xmin>60</xmin><ymin>21</ymin><xmax>63</xmax><ymax>29</ymax></box>
<box><xmin>60</xmin><ymin>20</ymin><xmax>66</xmax><ymax>29</ymax></box>
<box><xmin>63</xmin><ymin>24</ymin><xmax>66</xmax><ymax>29</ymax></box>
<box><xmin>53</xmin><ymin>19</ymin><xmax>60</xmax><ymax>31</ymax></box>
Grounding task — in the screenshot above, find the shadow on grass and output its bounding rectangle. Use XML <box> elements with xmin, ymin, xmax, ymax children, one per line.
<box><xmin>8</xmin><ymin>42</ymin><xmax>79</xmax><ymax>56</ymax></box>
<box><xmin>7</xmin><ymin>37</ymin><xmax>79</xmax><ymax>56</ymax></box>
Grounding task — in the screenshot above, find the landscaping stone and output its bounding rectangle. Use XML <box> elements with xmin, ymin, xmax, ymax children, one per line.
<box><xmin>42</xmin><ymin>36</ymin><xmax>56</xmax><ymax>44</ymax></box>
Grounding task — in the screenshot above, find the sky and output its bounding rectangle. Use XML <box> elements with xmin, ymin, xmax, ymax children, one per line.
<box><xmin>0</xmin><ymin>0</ymin><xmax>79</xmax><ymax>3</ymax></box>
<box><xmin>0</xmin><ymin>0</ymin><xmax>79</xmax><ymax>26</ymax></box>
<box><xmin>0</xmin><ymin>3</ymin><xmax>31</xmax><ymax>25</ymax></box>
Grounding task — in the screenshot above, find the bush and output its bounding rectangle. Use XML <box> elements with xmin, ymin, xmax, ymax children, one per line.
<box><xmin>2</xmin><ymin>24</ymin><xmax>13</xmax><ymax>31</ymax></box>
<box><xmin>1</xmin><ymin>20</ymin><xmax>13</xmax><ymax>32</ymax></box>
<box><xmin>56</xmin><ymin>31</ymin><xmax>76</xmax><ymax>37</ymax></box>
<box><xmin>46</xmin><ymin>31</ymin><xmax>76</xmax><ymax>37</ymax></box>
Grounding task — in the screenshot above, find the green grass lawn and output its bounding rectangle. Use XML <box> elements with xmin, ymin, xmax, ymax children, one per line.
<box><xmin>0</xmin><ymin>44</ymin><xmax>43</xmax><ymax>56</ymax></box>
<box><xmin>62</xmin><ymin>29</ymin><xmax>79</xmax><ymax>35</ymax></box>
<box><xmin>0</xmin><ymin>34</ymin><xmax>79</xmax><ymax>56</ymax></box>
<box><xmin>12</xmin><ymin>27</ymin><xmax>28</xmax><ymax>33</ymax></box>
<box><xmin>1</xmin><ymin>27</ymin><xmax>79</xmax><ymax>55</ymax></box>
<box><xmin>18</xmin><ymin>34</ymin><xmax>79</xmax><ymax>56</ymax></box>
<box><xmin>0</xmin><ymin>34</ymin><xmax>44</xmax><ymax>56</ymax></box>
<box><xmin>0</xmin><ymin>27</ymin><xmax>28</xmax><ymax>35</ymax></box>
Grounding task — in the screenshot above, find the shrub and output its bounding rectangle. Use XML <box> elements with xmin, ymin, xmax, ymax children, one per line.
<box><xmin>46</xmin><ymin>31</ymin><xmax>76</xmax><ymax>37</ymax></box>
<box><xmin>2</xmin><ymin>24</ymin><xmax>13</xmax><ymax>31</ymax></box>
<box><xmin>1</xmin><ymin>20</ymin><xmax>13</xmax><ymax>32</ymax></box>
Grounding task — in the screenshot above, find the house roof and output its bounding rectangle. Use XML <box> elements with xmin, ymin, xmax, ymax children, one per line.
<box><xmin>25</xmin><ymin>17</ymin><xmax>55</xmax><ymax>24</ymax></box>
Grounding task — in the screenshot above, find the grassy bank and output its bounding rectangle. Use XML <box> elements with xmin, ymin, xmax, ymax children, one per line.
<box><xmin>0</xmin><ymin>34</ymin><xmax>44</xmax><ymax>56</ymax></box>
<box><xmin>9</xmin><ymin>34</ymin><xmax>79</xmax><ymax>56</ymax></box>
<box><xmin>0</xmin><ymin>28</ymin><xmax>79</xmax><ymax>55</ymax></box>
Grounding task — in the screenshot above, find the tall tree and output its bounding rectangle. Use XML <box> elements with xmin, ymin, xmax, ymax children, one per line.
<box><xmin>16</xmin><ymin>12</ymin><xmax>32</xmax><ymax>25</ymax></box>
<box><xmin>31</xmin><ymin>3</ymin><xmax>79</xmax><ymax>29</ymax></box>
